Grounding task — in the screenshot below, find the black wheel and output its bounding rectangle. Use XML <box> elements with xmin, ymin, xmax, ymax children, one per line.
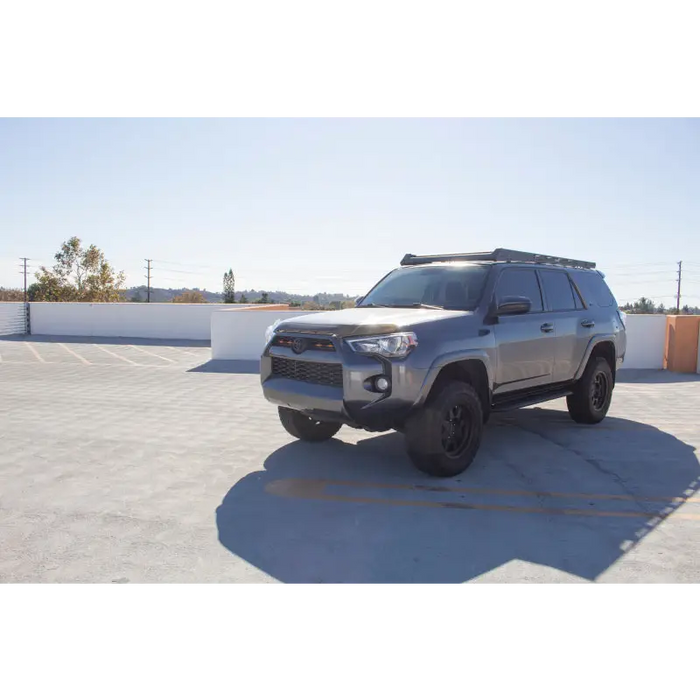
<box><xmin>566</xmin><ymin>356</ymin><xmax>614</xmax><ymax>424</ymax></box>
<box><xmin>404</xmin><ymin>381</ymin><xmax>484</xmax><ymax>477</ymax></box>
<box><xmin>278</xmin><ymin>407</ymin><xmax>342</xmax><ymax>442</ymax></box>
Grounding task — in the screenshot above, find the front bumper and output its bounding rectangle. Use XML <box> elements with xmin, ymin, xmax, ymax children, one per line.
<box><xmin>261</xmin><ymin>337</ymin><xmax>425</xmax><ymax>431</ymax></box>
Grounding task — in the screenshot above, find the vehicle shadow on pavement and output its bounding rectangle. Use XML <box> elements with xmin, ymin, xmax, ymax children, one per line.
<box><xmin>216</xmin><ymin>408</ymin><xmax>700</xmax><ymax>583</ymax></box>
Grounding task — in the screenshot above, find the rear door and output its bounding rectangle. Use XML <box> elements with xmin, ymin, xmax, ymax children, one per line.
<box><xmin>492</xmin><ymin>267</ymin><xmax>555</xmax><ymax>394</ymax></box>
<box><xmin>538</xmin><ymin>269</ymin><xmax>591</xmax><ymax>383</ymax></box>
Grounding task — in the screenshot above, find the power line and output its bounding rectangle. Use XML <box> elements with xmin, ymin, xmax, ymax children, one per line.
<box><xmin>156</xmin><ymin>268</ymin><xmax>201</xmax><ymax>276</ymax></box>
<box><xmin>605</xmin><ymin>271</ymin><xmax>674</xmax><ymax>278</ymax></box>
<box><xmin>604</xmin><ymin>262</ymin><xmax>676</xmax><ymax>270</ymax></box>
<box><xmin>676</xmin><ymin>261</ymin><xmax>682</xmax><ymax>313</ymax></box>
<box><xmin>151</xmin><ymin>259</ymin><xmax>219</xmax><ymax>271</ymax></box>
<box><xmin>607</xmin><ymin>278</ymin><xmax>676</xmax><ymax>285</ymax></box>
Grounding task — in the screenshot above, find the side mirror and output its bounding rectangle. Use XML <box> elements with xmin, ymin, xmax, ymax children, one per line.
<box><xmin>355</xmin><ymin>296</ymin><xmax>365</xmax><ymax>307</ymax></box>
<box><xmin>495</xmin><ymin>295</ymin><xmax>532</xmax><ymax>316</ymax></box>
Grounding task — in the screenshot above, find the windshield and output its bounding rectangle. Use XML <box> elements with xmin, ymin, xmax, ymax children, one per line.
<box><xmin>360</xmin><ymin>264</ymin><xmax>490</xmax><ymax>311</ymax></box>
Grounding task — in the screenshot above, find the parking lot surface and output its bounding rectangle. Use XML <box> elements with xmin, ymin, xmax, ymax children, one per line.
<box><xmin>1</xmin><ymin>335</ymin><xmax>700</xmax><ymax>583</ymax></box>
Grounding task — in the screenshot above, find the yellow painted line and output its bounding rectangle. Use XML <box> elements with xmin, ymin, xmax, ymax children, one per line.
<box><xmin>298</xmin><ymin>478</ymin><xmax>700</xmax><ymax>505</ymax></box>
<box><xmin>93</xmin><ymin>344</ymin><xmax>139</xmax><ymax>366</ymax></box>
<box><xmin>59</xmin><ymin>343</ymin><xmax>90</xmax><ymax>365</ymax></box>
<box><xmin>265</xmin><ymin>479</ymin><xmax>700</xmax><ymax>521</ymax></box>
<box><xmin>129</xmin><ymin>345</ymin><xmax>175</xmax><ymax>363</ymax></box>
<box><xmin>25</xmin><ymin>342</ymin><xmax>46</xmax><ymax>363</ymax></box>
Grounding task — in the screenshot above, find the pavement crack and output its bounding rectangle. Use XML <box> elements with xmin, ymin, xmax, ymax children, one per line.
<box><xmin>514</xmin><ymin>422</ymin><xmax>651</xmax><ymax>514</ymax></box>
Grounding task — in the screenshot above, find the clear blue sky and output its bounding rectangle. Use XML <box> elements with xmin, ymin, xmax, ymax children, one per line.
<box><xmin>2</xmin><ymin>118</ymin><xmax>700</xmax><ymax>304</ymax></box>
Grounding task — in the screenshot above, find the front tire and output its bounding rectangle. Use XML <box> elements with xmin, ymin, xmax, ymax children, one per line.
<box><xmin>278</xmin><ymin>407</ymin><xmax>342</xmax><ymax>442</ymax></box>
<box><xmin>404</xmin><ymin>381</ymin><xmax>484</xmax><ymax>477</ymax></box>
<box><xmin>567</xmin><ymin>356</ymin><xmax>614</xmax><ymax>424</ymax></box>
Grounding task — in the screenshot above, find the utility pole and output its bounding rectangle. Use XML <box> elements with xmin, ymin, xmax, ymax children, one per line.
<box><xmin>676</xmin><ymin>260</ymin><xmax>682</xmax><ymax>313</ymax></box>
<box><xmin>19</xmin><ymin>257</ymin><xmax>29</xmax><ymax>302</ymax></box>
<box><xmin>145</xmin><ymin>259</ymin><xmax>152</xmax><ymax>303</ymax></box>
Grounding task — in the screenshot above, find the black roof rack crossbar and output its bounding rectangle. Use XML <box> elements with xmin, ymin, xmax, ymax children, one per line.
<box><xmin>400</xmin><ymin>248</ymin><xmax>596</xmax><ymax>270</ymax></box>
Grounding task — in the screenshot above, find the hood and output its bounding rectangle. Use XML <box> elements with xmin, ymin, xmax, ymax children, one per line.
<box><xmin>276</xmin><ymin>307</ymin><xmax>472</xmax><ymax>338</ymax></box>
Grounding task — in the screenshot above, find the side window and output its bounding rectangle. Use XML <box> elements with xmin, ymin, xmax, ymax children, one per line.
<box><xmin>571</xmin><ymin>279</ymin><xmax>584</xmax><ymax>309</ymax></box>
<box><xmin>540</xmin><ymin>270</ymin><xmax>577</xmax><ymax>311</ymax></box>
<box><xmin>495</xmin><ymin>269</ymin><xmax>543</xmax><ymax>312</ymax></box>
<box><xmin>572</xmin><ymin>271</ymin><xmax>615</xmax><ymax>308</ymax></box>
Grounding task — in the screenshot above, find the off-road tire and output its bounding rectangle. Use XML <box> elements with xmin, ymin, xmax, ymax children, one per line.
<box><xmin>566</xmin><ymin>356</ymin><xmax>614</xmax><ymax>424</ymax></box>
<box><xmin>404</xmin><ymin>381</ymin><xmax>484</xmax><ymax>477</ymax></box>
<box><xmin>278</xmin><ymin>407</ymin><xmax>342</xmax><ymax>442</ymax></box>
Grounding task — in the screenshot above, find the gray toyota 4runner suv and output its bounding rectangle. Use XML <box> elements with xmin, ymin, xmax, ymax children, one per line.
<box><xmin>261</xmin><ymin>249</ymin><xmax>626</xmax><ymax>477</ymax></box>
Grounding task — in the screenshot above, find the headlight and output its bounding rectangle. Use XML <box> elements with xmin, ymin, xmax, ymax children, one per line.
<box><xmin>265</xmin><ymin>319</ymin><xmax>283</xmax><ymax>344</ymax></box>
<box><xmin>346</xmin><ymin>332</ymin><xmax>418</xmax><ymax>358</ymax></box>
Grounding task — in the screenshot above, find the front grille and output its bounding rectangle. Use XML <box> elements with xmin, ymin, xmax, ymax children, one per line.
<box><xmin>271</xmin><ymin>356</ymin><xmax>343</xmax><ymax>387</ymax></box>
<box><xmin>272</xmin><ymin>335</ymin><xmax>335</xmax><ymax>352</ymax></box>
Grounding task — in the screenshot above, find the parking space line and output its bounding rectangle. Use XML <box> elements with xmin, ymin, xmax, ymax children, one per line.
<box><xmin>59</xmin><ymin>343</ymin><xmax>91</xmax><ymax>365</ymax></box>
<box><xmin>169</xmin><ymin>347</ymin><xmax>198</xmax><ymax>356</ymax></box>
<box><xmin>265</xmin><ymin>478</ymin><xmax>700</xmax><ymax>521</ymax></box>
<box><xmin>25</xmin><ymin>342</ymin><xmax>46</xmax><ymax>363</ymax></box>
<box><xmin>129</xmin><ymin>345</ymin><xmax>175</xmax><ymax>363</ymax></box>
<box><xmin>93</xmin><ymin>344</ymin><xmax>139</xmax><ymax>365</ymax></box>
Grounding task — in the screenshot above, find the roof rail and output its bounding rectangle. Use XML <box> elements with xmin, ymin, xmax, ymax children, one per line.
<box><xmin>400</xmin><ymin>248</ymin><xmax>596</xmax><ymax>270</ymax></box>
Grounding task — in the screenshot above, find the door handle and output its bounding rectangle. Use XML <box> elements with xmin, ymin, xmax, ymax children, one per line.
<box><xmin>581</xmin><ymin>319</ymin><xmax>595</xmax><ymax>328</ymax></box>
<box><xmin>540</xmin><ymin>323</ymin><xmax>555</xmax><ymax>333</ymax></box>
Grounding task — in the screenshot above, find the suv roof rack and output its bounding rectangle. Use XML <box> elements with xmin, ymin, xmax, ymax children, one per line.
<box><xmin>400</xmin><ymin>248</ymin><xmax>596</xmax><ymax>270</ymax></box>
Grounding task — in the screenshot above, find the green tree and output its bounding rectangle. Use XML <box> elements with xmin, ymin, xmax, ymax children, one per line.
<box><xmin>223</xmin><ymin>268</ymin><xmax>236</xmax><ymax>303</ymax></box>
<box><xmin>255</xmin><ymin>292</ymin><xmax>271</xmax><ymax>304</ymax></box>
<box><xmin>32</xmin><ymin>237</ymin><xmax>125</xmax><ymax>302</ymax></box>
<box><xmin>634</xmin><ymin>297</ymin><xmax>655</xmax><ymax>314</ymax></box>
<box><xmin>239</xmin><ymin>293</ymin><xmax>249</xmax><ymax>303</ymax></box>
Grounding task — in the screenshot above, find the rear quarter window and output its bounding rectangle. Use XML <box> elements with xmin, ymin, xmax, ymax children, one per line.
<box><xmin>571</xmin><ymin>271</ymin><xmax>616</xmax><ymax>308</ymax></box>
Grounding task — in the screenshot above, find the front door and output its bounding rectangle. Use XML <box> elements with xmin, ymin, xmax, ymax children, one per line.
<box><xmin>492</xmin><ymin>267</ymin><xmax>555</xmax><ymax>394</ymax></box>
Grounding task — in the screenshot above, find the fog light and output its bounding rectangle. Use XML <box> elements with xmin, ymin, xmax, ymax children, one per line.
<box><xmin>375</xmin><ymin>376</ymin><xmax>390</xmax><ymax>392</ymax></box>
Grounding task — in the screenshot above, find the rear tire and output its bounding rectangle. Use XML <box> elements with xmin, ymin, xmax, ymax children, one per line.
<box><xmin>567</xmin><ymin>356</ymin><xmax>613</xmax><ymax>424</ymax></box>
<box><xmin>278</xmin><ymin>407</ymin><xmax>342</xmax><ymax>442</ymax></box>
<box><xmin>404</xmin><ymin>381</ymin><xmax>484</xmax><ymax>477</ymax></box>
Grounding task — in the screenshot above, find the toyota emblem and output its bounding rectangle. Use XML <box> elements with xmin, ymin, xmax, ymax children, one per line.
<box><xmin>291</xmin><ymin>338</ymin><xmax>306</xmax><ymax>354</ymax></box>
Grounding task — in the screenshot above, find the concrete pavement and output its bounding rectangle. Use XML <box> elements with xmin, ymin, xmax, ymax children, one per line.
<box><xmin>1</xmin><ymin>336</ymin><xmax>699</xmax><ymax>582</ymax></box>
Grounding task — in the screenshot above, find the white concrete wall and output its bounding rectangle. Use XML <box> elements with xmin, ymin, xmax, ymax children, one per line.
<box><xmin>0</xmin><ymin>302</ymin><xmax>27</xmax><ymax>336</ymax></box>
<box><xmin>29</xmin><ymin>302</ymin><xmax>257</xmax><ymax>340</ymax></box>
<box><xmin>211</xmin><ymin>309</ymin><xmax>671</xmax><ymax>365</ymax></box>
<box><xmin>211</xmin><ymin>309</ymin><xmax>319</xmax><ymax>360</ymax></box>
<box><xmin>25</xmin><ymin>302</ymin><xmax>673</xmax><ymax>368</ymax></box>
<box><xmin>622</xmin><ymin>314</ymin><xmax>667</xmax><ymax>370</ymax></box>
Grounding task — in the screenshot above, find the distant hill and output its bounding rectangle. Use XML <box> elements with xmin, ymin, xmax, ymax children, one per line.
<box><xmin>124</xmin><ymin>286</ymin><xmax>356</xmax><ymax>305</ymax></box>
